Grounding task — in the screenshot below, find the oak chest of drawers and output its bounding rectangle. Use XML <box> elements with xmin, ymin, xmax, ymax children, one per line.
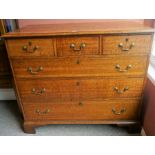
<box><xmin>3</xmin><ymin>21</ymin><xmax>154</xmax><ymax>133</ymax></box>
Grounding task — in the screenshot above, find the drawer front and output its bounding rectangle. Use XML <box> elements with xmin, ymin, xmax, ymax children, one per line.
<box><xmin>23</xmin><ymin>99</ymin><xmax>141</xmax><ymax>121</ymax></box>
<box><xmin>6</xmin><ymin>38</ymin><xmax>55</xmax><ymax>57</ymax></box>
<box><xmin>102</xmin><ymin>35</ymin><xmax>152</xmax><ymax>55</ymax></box>
<box><xmin>56</xmin><ymin>36</ymin><xmax>99</xmax><ymax>56</ymax></box>
<box><xmin>11</xmin><ymin>56</ymin><xmax>148</xmax><ymax>78</ymax></box>
<box><xmin>17</xmin><ymin>78</ymin><xmax>144</xmax><ymax>103</ymax></box>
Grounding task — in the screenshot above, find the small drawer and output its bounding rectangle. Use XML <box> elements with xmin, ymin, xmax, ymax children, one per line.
<box><xmin>6</xmin><ymin>38</ymin><xmax>55</xmax><ymax>57</ymax></box>
<box><xmin>17</xmin><ymin>78</ymin><xmax>144</xmax><ymax>103</ymax></box>
<box><xmin>23</xmin><ymin>99</ymin><xmax>141</xmax><ymax>121</ymax></box>
<box><xmin>56</xmin><ymin>36</ymin><xmax>99</xmax><ymax>56</ymax></box>
<box><xmin>102</xmin><ymin>35</ymin><xmax>152</xmax><ymax>55</ymax></box>
<box><xmin>11</xmin><ymin>56</ymin><xmax>148</xmax><ymax>78</ymax></box>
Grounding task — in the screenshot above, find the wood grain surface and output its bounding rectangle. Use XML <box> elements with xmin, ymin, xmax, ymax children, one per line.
<box><xmin>11</xmin><ymin>56</ymin><xmax>148</xmax><ymax>78</ymax></box>
<box><xmin>2</xmin><ymin>21</ymin><xmax>155</xmax><ymax>38</ymax></box>
<box><xmin>23</xmin><ymin>98</ymin><xmax>141</xmax><ymax>121</ymax></box>
<box><xmin>17</xmin><ymin>78</ymin><xmax>144</xmax><ymax>103</ymax></box>
<box><xmin>6</xmin><ymin>38</ymin><xmax>55</xmax><ymax>57</ymax></box>
<box><xmin>3</xmin><ymin>20</ymin><xmax>154</xmax><ymax>133</ymax></box>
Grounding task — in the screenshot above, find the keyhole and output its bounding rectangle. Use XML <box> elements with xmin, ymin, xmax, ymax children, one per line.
<box><xmin>125</xmin><ymin>38</ymin><xmax>129</xmax><ymax>42</ymax></box>
<box><xmin>76</xmin><ymin>81</ymin><xmax>80</xmax><ymax>86</ymax></box>
<box><xmin>28</xmin><ymin>41</ymin><xmax>32</xmax><ymax>46</ymax></box>
<box><xmin>76</xmin><ymin>60</ymin><xmax>80</xmax><ymax>64</ymax></box>
<box><xmin>79</xmin><ymin>102</ymin><xmax>83</xmax><ymax>106</ymax></box>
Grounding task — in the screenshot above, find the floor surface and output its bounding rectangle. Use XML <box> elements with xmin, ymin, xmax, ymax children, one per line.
<box><xmin>0</xmin><ymin>101</ymin><xmax>140</xmax><ymax>136</ymax></box>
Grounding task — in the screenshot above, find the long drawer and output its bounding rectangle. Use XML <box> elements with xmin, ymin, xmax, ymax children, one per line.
<box><xmin>11</xmin><ymin>56</ymin><xmax>148</xmax><ymax>78</ymax></box>
<box><xmin>23</xmin><ymin>99</ymin><xmax>141</xmax><ymax>121</ymax></box>
<box><xmin>17</xmin><ymin>78</ymin><xmax>144</xmax><ymax>103</ymax></box>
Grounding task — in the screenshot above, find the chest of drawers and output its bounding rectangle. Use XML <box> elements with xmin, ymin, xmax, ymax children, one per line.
<box><xmin>3</xmin><ymin>21</ymin><xmax>154</xmax><ymax>134</ymax></box>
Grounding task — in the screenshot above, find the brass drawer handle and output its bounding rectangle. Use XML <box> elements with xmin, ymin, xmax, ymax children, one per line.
<box><xmin>118</xmin><ymin>42</ymin><xmax>135</xmax><ymax>51</ymax></box>
<box><xmin>31</xmin><ymin>88</ymin><xmax>46</xmax><ymax>95</ymax></box>
<box><xmin>112</xmin><ymin>108</ymin><xmax>126</xmax><ymax>115</ymax></box>
<box><xmin>36</xmin><ymin>109</ymin><xmax>50</xmax><ymax>115</ymax></box>
<box><xmin>118</xmin><ymin>38</ymin><xmax>135</xmax><ymax>51</ymax></box>
<box><xmin>113</xmin><ymin>86</ymin><xmax>129</xmax><ymax>94</ymax></box>
<box><xmin>70</xmin><ymin>43</ymin><xmax>86</xmax><ymax>51</ymax></box>
<box><xmin>22</xmin><ymin>41</ymin><xmax>39</xmax><ymax>53</ymax></box>
<box><xmin>115</xmin><ymin>64</ymin><xmax>132</xmax><ymax>72</ymax></box>
<box><xmin>27</xmin><ymin>66</ymin><xmax>43</xmax><ymax>75</ymax></box>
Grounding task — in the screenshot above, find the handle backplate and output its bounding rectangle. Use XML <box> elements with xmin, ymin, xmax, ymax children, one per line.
<box><xmin>113</xmin><ymin>86</ymin><xmax>129</xmax><ymax>94</ymax></box>
<box><xmin>70</xmin><ymin>43</ymin><xmax>86</xmax><ymax>51</ymax></box>
<box><xmin>112</xmin><ymin>108</ymin><xmax>126</xmax><ymax>115</ymax></box>
<box><xmin>118</xmin><ymin>38</ymin><xmax>135</xmax><ymax>52</ymax></box>
<box><xmin>115</xmin><ymin>64</ymin><xmax>132</xmax><ymax>72</ymax></box>
<box><xmin>22</xmin><ymin>41</ymin><xmax>39</xmax><ymax>53</ymax></box>
<box><xmin>27</xmin><ymin>66</ymin><xmax>43</xmax><ymax>75</ymax></box>
<box><xmin>31</xmin><ymin>88</ymin><xmax>46</xmax><ymax>95</ymax></box>
<box><xmin>36</xmin><ymin>109</ymin><xmax>50</xmax><ymax>115</ymax></box>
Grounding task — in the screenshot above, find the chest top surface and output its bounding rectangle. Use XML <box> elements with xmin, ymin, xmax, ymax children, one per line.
<box><xmin>2</xmin><ymin>21</ymin><xmax>155</xmax><ymax>38</ymax></box>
